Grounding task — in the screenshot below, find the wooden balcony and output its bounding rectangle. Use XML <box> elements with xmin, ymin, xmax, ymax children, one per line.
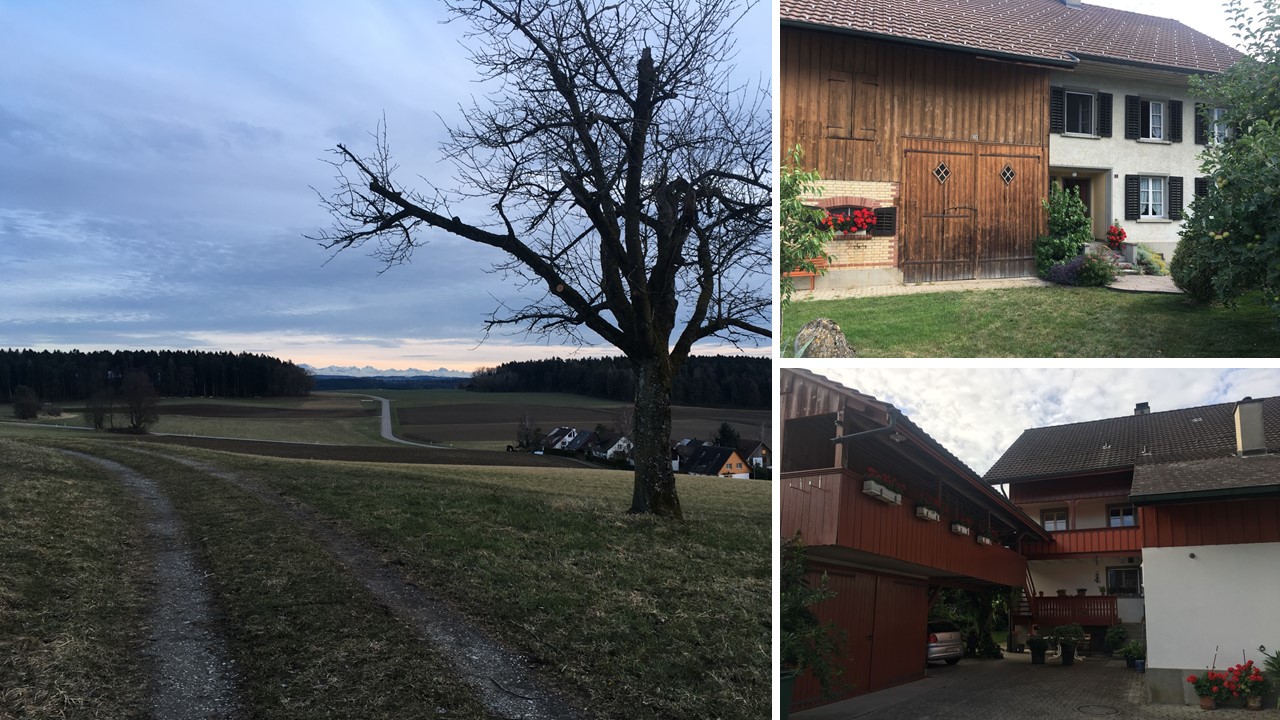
<box><xmin>1029</xmin><ymin>595</ymin><xmax>1119</xmax><ymax>627</ymax></box>
<box><xmin>1021</xmin><ymin>526</ymin><xmax>1142</xmax><ymax>559</ymax></box>
<box><xmin>781</xmin><ymin>468</ymin><xmax>1026</xmax><ymax>587</ymax></box>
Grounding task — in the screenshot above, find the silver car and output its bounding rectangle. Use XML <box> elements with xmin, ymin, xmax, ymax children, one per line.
<box><xmin>927</xmin><ymin>620</ymin><xmax>964</xmax><ymax>665</ymax></box>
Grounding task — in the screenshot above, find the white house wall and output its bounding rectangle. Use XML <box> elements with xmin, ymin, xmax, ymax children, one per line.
<box><xmin>1143</xmin><ymin>542</ymin><xmax>1280</xmax><ymax>703</ymax></box>
<box><xmin>1048</xmin><ymin>66</ymin><xmax>1210</xmax><ymax>260</ymax></box>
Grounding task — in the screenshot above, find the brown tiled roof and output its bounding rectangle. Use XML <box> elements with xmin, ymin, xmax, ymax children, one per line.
<box><xmin>985</xmin><ymin>396</ymin><xmax>1280</xmax><ymax>482</ymax></box>
<box><xmin>781</xmin><ymin>0</ymin><xmax>1242</xmax><ymax>73</ymax></box>
<box><xmin>1132</xmin><ymin>454</ymin><xmax>1280</xmax><ymax>499</ymax></box>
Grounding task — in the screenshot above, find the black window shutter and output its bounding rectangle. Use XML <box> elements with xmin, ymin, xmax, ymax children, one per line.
<box><xmin>1169</xmin><ymin>100</ymin><xmax>1183</xmax><ymax>142</ymax></box>
<box><xmin>1168</xmin><ymin>176</ymin><xmax>1184</xmax><ymax>220</ymax></box>
<box><xmin>1195</xmin><ymin>176</ymin><xmax>1209</xmax><ymax>198</ymax></box>
<box><xmin>1194</xmin><ymin>102</ymin><xmax>1207</xmax><ymax>144</ymax></box>
<box><xmin>1125</xmin><ymin>175</ymin><xmax>1140</xmax><ymax>220</ymax></box>
<box><xmin>1125</xmin><ymin>95</ymin><xmax>1140</xmax><ymax>139</ymax></box>
<box><xmin>1097</xmin><ymin>92</ymin><xmax>1113</xmax><ymax>137</ymax></box>
<box><xmin>871</xmin><ymin>207</ymin><xmax>897</xmax><ymax>236</ymax></box>
<box><xmin>1050</xmin><ymin>87</ymin><xmax>1065</xmax><ymax>134</ymax></box>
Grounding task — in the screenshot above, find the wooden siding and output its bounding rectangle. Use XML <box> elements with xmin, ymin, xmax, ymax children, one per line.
<box><xmin>1140</xmin><ymin>498</ymin><xmax>1280</xmax><ymax>548</ymax></box>
<box><xmin>782</xmin><ymin>469</ymin><xmax>1027</xmax><ymax>586</ymax></box>
<box><xmin>1009</xmin><ymin>472</ymin><xmax>1134</xmax><ymax>504</ymax></box>
<box><xmin>781</xmin><ymin>29</ymin><xmax>1050</xmax><ymax>181</ymax></box>
<box><xmin>790</xmin><ymin>566</ymin><xmax>927</xmax><ymax>711</ymax></box>
<box><xmin>1021</xmin><ymin>526</ymin><xmax>1143</xmax><ymax>559</ymax></box>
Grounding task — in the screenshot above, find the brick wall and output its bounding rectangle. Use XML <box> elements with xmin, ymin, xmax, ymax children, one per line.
<box><xmin>802</xmin><ymin>181</ymin><xmax>900</xmax><ymax>269</ymax></box>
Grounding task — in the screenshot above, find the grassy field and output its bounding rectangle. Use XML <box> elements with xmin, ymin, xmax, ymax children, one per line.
<box><xmin>0</xmin><ymin>440</ymin><xmax>149</xmax><ymax>719</ymax></box>
<box><xmin>782</xmin><ymin>286</ymin><xmax>1280</xmax><ymax>357</ymax></box>
<box><xmin>6</xmin><ymin>432</ymin><xmax>770</xmax><ymax>719</ymax></box>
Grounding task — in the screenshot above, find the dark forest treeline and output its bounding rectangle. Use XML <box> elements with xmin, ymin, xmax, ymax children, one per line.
<box><xmin>0</xmin><ymin>349</ymin><xmax>313</xmax><ymax>403</ymax></box>
<box><xmin>467</xmin><ymin>356</ymin><xmax>768</xmax><ymax>409</ymax></box>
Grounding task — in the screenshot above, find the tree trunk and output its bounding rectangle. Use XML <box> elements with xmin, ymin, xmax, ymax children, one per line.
<box><xmin>629</xmin><ymin>356</ymin><xmax>682</xmax><ymax>519</ymax></box>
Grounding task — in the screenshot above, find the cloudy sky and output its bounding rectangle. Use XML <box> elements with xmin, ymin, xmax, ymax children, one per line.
<box><xmin>0</xmin><ymin>0</ymin><xmax>769</xmax><ymax>371</ymax></box>
<box><xmin>808</xmin><ymin>367</ymin><xmax>1280</xmax><ymax>476</ymax></box>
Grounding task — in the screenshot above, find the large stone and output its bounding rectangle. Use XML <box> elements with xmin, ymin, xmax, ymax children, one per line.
<box><xmin>793</xmin><ymin>318</ymin><xmax>854</xmax><ymax>358</ymax></box>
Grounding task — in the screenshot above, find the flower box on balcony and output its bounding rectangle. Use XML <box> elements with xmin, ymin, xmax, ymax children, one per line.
<box><xmin>914</xmin><ymin>506</ymin><xmax>940</xmax><ymax>522</ymax></box>
<box><xmin>862</xmin><ymin>479</ymin><xmax>901</xmax><ymax>505</ymax></box>
<box><xmin>976</xmin><ymin>534</ymin><xmax>994</xmax><ymax>546</ymax></box>
<box><xmin>951</xmin><ymin>522</ymin><xmax>970</xmax><ymax>536</ymax></box>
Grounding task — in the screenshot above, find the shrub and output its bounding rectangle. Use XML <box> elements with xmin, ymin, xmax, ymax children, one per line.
<box><xmin>1170</xmin><ymin>231</ymin><xmax>1221</xmax><ymax>303</ymax></box>
<box><xmin>782</xmin><ymin>534</ymin><xmax>844</xmax><ymax>693</ymax></box>
<box><xmin>11</xmin><ymin>385</ymin><xmax>40</xmax><ymax>419</ymax></box>
<box><xmin>1045</xmin><ymin>255</ymin><xmax>1084</xmax><ymax>285</ymax></box>
<box><xmin>1134</xmin><ymin>244</ymin><xmax>1168</xmax><ymax>276</ymax></box>
<box><xmin>1034</xmin><ymin>185</ymin><xmax>1092</xmax><ymax>278</ymax></box>
<box><xmin>1035</xmin><ymin>235</ymin><xmax>1081</xmax><ymax>278</ymax></box>
<box><xmin>780</xmin><ymin>146</ymin><xmax>836</xmax><ymax>306</ymax></box>
<box><xmin>1120</xmin><ymin>640</ymin><xmax>1145</xmax><ymax>661</ymax></box>
<box><xmin>1077</xmin><ymin>249</ymin><xmax>1118</xmax><ymax>287</ymax></box>
<box><xmin>1104</xmin><ymin>624</ymin><xmax>1128</xmax><ymax>652</ymax></box>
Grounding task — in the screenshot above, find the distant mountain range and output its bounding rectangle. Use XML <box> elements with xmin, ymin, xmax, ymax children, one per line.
<box><xmin>300</xmin><ymin>364</ymin><xmax>472</xmax><ymax>378</ymax></box>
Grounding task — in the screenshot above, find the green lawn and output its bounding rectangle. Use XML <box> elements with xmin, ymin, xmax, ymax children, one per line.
<box><xmin>783</xmin><ymin>286</ymin><xmax>1280</xmax><ymax>357</ymax></box>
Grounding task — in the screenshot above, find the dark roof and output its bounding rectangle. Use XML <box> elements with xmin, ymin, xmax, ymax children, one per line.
<box><xmin>781</xmin><ymin>0</ymin><xmax>1242</xmax><ymax>73</ymax></box>
<box><xmin>1132</xmin><ymin>454</ymin><xmax>1280</xmax><ymax>501</ymax></box>
<box><xmin>986</xmin><ymin>396</ymin><xmax>1280</xmax><ymax>483</ymax></box>
<box><xmin>686</xmin><ymin>445</ymin><xmax>739</xmax><ymax>475</ymax></box>
<box><xmin>543</xmin><ymin>426</ymin><xmax>574</xmax><ymax>447</ymax></box>
<box><xmin>564</xmin><ymin>431</ymin><xmax>595</xmax><ymax>453</ymax></box>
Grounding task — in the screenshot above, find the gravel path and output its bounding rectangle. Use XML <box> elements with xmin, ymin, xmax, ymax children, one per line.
<box><xmin>58</xmin><ymin>450</ymin><xmax>240</xmax><ymax>720</ymax></box>
<box><xmin>147</xmin><ymin>448</ymin><xmax>586</xmax><ymax>720</ymax></box>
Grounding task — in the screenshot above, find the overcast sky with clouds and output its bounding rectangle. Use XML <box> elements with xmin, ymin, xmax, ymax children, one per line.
<box><xmin>808</xmin><ymin>368</ymin><xmax>1280</xmax><ymax>476</ymax></box>
<box><xmin>0</xmin><ymin>0</ymin><xmax>769</xmax><ymax>371</ymax></box>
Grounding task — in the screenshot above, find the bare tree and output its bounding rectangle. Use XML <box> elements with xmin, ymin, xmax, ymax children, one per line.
<box><xmin>83</xmin><ymin>388</ymin><xmax>116</xmax><ymax>430</ymax></box>
<box><xmin>122</xmin><ymin>370</ymin><xmax>159</xmax><ymax>433</ymax></box>
<box><xmin>516</xmin><ymin>413</ymin><xmax>541</xmax><ymax>449</ymax></box>
<box><xmin>311</xmin><ymin>0</ymin><xmax>770</xmax><ymax>519</ymax></box>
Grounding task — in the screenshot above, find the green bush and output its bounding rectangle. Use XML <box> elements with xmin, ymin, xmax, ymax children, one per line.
<box><xmin>11</xmin><ymin>385</ymin><xmax>40</xmax><ymax>419</ymax></box>
<box><xmin>1170</xmin><ymin>231</ymin><xmax>1221</xmax><ymax>303</ymax></box>
<box><xmin>780</xmin><ymin>146</ymin><xmax>836</xmax><ymax>306</ymax></box>
<box><xmin>1034</xmin><ymin>185</ymin><xmax>1091</xmax><ymax>277</ymax></box>
<box><xmin>1078</xmin><ymin>249</ymin><xmax>1118</xmax><ymax>287</ymax></box>
<box><xmin>1104</xmin><ymin>624</ymin><xmax>1128</xmax><ymax>652</ymax></box>
<box><xmin>1134</xmin><ymin>244</ymin><xmax>1168</xmax><ymax>276</ymax></box>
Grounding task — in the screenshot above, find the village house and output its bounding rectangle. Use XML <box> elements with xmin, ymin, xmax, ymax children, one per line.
<box><xmin>987</xmin><ymin>395</ymin><xmax>1280</xmax><ymax>704</ymax></box>
<box><xmin>781</xmin><ymin>0</ymin><xmax>1240</xmax><ymax>288</ymax></box>
<box><xmin>685</xmin><ymin>445</ymin><xmax>751</xmax><ymax>480</ymax></box>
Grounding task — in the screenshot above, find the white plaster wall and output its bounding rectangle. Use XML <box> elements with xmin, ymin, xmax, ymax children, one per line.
<box><xmin>1048</xmin><ymin>69</ymin><xmax>1211</xmax><ymax>260</ymax></box>
<box><xmin>1029</xmin><ymin>558</ymin><xmax>1110</xmax><ymax>596</ymax></box>
<box><xmin>1143</xmin><ymin>543</ymin><xmax>1280</xmax><ymax>670</ymax></box>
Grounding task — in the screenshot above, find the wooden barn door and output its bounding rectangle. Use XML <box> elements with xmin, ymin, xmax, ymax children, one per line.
<box><xmin>975</xmin><ymin>151</ymin><xmax>1043</xmax><ymax>278</ymax></box>
<box><xmin>903</xmin><ymin>147</ymin><xmax>977</xmax><ymax>282</ymax></box>
<box><xmin>869</xmin><ymin>576</ymin><xmax>928</xmax><ymax>691</ymax></box>
<box><xmin>902</xmin><ymin>141</ymin><xmax>1045</xmax><ymax>282</ymax></box>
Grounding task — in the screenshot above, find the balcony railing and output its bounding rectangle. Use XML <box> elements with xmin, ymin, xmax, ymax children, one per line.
<box><xmin>1030</xmin><ymin>595</ymin><xmax>1119</xmax><ymax>627</ymax></box>
<box><xmin>1022</xmin><ymin>526</ymin><xmax>1142</xmax><ymax>559</ymax></box>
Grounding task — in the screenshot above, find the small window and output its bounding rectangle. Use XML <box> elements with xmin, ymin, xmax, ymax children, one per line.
<box><xmin>1140</xmin><ymin>176</ymin><xmax>1165</xmax><ymax>218</ymax></box>
<box><xmin>1210</xmin><ymin>107</ymin><xmax>1230</xmax><ymax>145</ymax></box>
<box><xmin>1140</xmin><ymin>100</ymin><xmax>1164</xmax><ymax>140</ymax></box>
<box><xmin>1065</xmin><ymin>91</ymin><xmax>1094</xmax><ymax>134</ymax></box>
<box><xmin>1107</xmin><ymin>566</ymin><xmax>1142</xmax><ymax>596</ymax></box>
<box><xmin>1108</xmin><ymin>505</ymin><xmax>1136</xmax><ymax>528</ymax></box>
<box><xmin>1041</xmin><ymin>508</ymin><xmax>1068</xmax><ymax>532</ymax></box>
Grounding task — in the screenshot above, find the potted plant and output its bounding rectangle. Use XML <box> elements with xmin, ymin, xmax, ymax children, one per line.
<box><xmin>1076</xmin><ymin>587</ymin><xmax>1088</xmax><ymax>596</ymax></box>
<box><xmin>1187</xmin><ymin>671</ymin><xmax>1232</xmax><ymax>710</ymax></box>
<box><xmin>914</xmin><ymin>501</ymin><xmax>940</xmax><ymax>522</ymax></box>
<box><xmin>1028</xmin><ymin>636</ymin><xmax>1049</xmax><ymax>665</ymax></box>
<box><xmin>861</xmin><ymin>466</ymin><xmax>903</xmax><ymax>505</ymax></box>
<box><xmin>951</xmin><ymin>520</ymin><xmax>971</xmax><ymax>536</ymax></box>
<box><xmin>781</xmin><ymin>534</ymin><xmax>844</xmax><ymax>719</ymax></box>
<box><xmin>1050</xmin><ymin>624</ymin><xmax>1085</xmax><ymax>666</ymax></box>
<box><xmin>1104</xmin><ymin>624</ymin><xmax>1128</xmax><ymax>654</ymax></box>
<box><xmin>1227</xmin><ymin>660</ymin><xmax>1271</xmax><ymax>710</ymax></box>
<box><xmin>975</xmin><ymin>533</ymin><xmax>994</xmax><ymax>546</ymax></box>
<box><xmin>1120</xmin><ymin>640</ymin><xmax>1145</xmax><ymax>669</ymax></box>
<box><xmin>1056</xmin><ymin>588</ymin><xmax>1067</xmax><ymax>597</ymax></box>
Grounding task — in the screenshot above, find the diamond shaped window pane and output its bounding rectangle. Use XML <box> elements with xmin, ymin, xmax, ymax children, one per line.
<box><xmin>933</xmin><ymin>162</ymin><xmax>951</xmax><ymax>184</ymax></box>
<box><xmin>1001</xmin><ymin>164</ymin><xmax>1016</xmax><ymax>185</ymax></box>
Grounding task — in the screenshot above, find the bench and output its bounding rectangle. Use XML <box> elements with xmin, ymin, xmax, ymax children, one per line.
<box><xmin>782</xmin><ymin>257</ymin><xmax>830</xmax><ymax>292</ymax></box>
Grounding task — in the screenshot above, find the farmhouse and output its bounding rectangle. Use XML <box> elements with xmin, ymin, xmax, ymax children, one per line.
<box><xmin>781</xmin><ymin>0</ymin><xmax>1240</xmax><ymax>287</ymax></box>
<box><xmin>988</xmin><ymin>395</ymin><xmax>1280</xmax><ymax>704</ymax></box>
<box><xmin>780</xmin><ymin>369</ymin><xmax>1050</xmax><ymax>710</ymax></box>
<box><xmin>685</xmin><ymin>445</ymin><xmax>751</xmax><ymax>479</ymax></box>
<box><xmin>782</xmin><ymin>369</ymin><xmax>1280</xmax><ymax>713</ymax></box>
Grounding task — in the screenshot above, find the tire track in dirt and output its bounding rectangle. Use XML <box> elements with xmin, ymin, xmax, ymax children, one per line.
<box><xmin>138</xmin><ymin>447</ymin><xmax>587</xmax><ymax>720</ymax></box>
<box><xmin>57</xmin><ymin>450</ymin><xmax>240</xmax><ymax>720</ymax></box>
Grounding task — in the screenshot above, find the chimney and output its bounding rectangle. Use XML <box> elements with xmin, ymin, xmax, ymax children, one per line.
<box><xmin>1134</xmin><ymin>402</ymin><xmax>1150</xmax><ymax>416</ymax></box>
<box><xmin>1063</xmin><ymin>0</ymin><xmax>1082</xmax><ymax>6</ymax></box>
<box><xmin>1234</xmin><ymin>397</ymin><xmax>1266</xmax><ymax>456</ymax></box>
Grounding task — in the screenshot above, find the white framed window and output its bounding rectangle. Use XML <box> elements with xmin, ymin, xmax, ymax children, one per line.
<box><xmin>1041</xmin><ymin>508</ymin><xmax>1068</xmax><ymax>532</ymax></box>
<box><xmin>1140</xmin><ymin>100</ymin><xmax>1164</xmax><ymax>140</ymax></box>
<box><xmin>1140</xmin><ymin>176</ymin><xmax>1166</xmax><ymax>218</ymax></box>
<box><xmin>1065</xmin><ymin>91</ymin><xmax>1094</xmax><ymax>134</ymax></box>
<box><xmin>1107</xmin><ymin>566</ymin><xmax>1143</xmax><ymax>596</ymax></box>
<box><xmin>1210</xmin><ymin>107</ymin><xmax>1230</xmax><ymax>145</ymax></box>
